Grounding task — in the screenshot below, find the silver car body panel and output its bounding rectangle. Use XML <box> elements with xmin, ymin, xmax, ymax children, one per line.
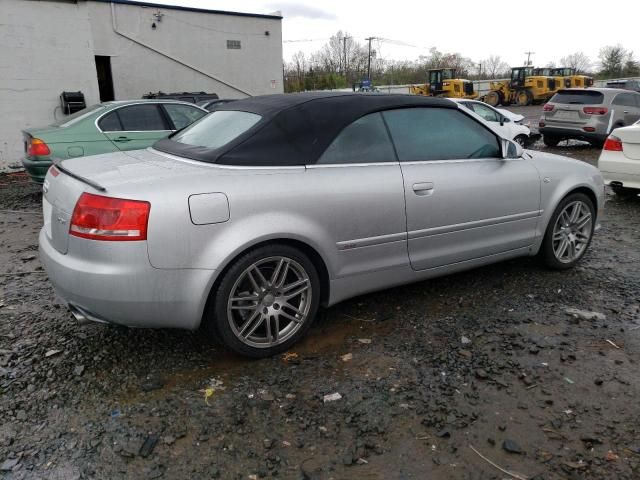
<box><xmin>39</xmin><ymin>119</ymin><xmax>605</xmax><ymax>331</ymax></box>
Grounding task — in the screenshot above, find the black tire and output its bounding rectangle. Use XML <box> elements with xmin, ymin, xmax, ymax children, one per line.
<box><xmin>540</xmin><ymin>193</ymin><xmax>595</xmax><ymax>270</ymax></box>
<box><xmin>612</xmin><ymin>186</ymin><xmax>638</xmax><ymax>198</ymax></box>
<box><xmin>514</xmin><ymin>134</ymin><xmax>528</xmax><ymax>147</ymax></box>
<box><xmin>516</xmin><ymin>89</ymin><xmax>532</xmax><ymax>106</ymax></box>
<box><xmin>485</xmin><ymin>91</ymin><xmax>500</xmax><ymax>107</ymax></box>
<box><xmin>204</xmin><ymin>244</ymin><xmax>321</xmax><ymax>358</ymax></box>
<box><xmin>543</xmin><ymin>134</ymin><xmax>560</xmax><ymax>147</ymax></box>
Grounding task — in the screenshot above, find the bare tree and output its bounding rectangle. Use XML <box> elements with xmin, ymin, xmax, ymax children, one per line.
<box><xmin>481</xmin><ymin>55</ymin><xmax>510</xmax><ymax>78</ymax></box>
<box><xmin>560</xmin><ymin>52</ymin><xmax>592</xmax><ymax>73</ymax></box>
<box><xmin>599</xmin><ymin>45</ymin><xmax>627</xmax><ymax>77</ymax></box>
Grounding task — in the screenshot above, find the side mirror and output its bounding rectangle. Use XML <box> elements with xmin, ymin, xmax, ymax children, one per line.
<box><xmin>501</xmin><ymin>138</ymin><xmax>523</xmax><ymax>159</ymax></box>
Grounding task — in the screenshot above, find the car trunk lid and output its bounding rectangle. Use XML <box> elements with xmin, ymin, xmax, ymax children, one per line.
<box><xmin>615</xmin><ymin>126</ymin><xmax>640</xmax><ymax>160</ymax></box>
<box><xmin>42</xmin><ymin>149</ymin><xmax>209</xmax><ymax>254</ymax></box>
<box><xmin>42</xmin><ymin>165</ymin><xmax>86</xmax><ymax>254</ymax></box>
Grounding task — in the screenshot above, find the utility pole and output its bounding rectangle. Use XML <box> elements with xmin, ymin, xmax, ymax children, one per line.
<box><xmin>341</xmin><ymin>35</ymin><xmax>351</xmax><ymax>82</ymax></box>
<box><xmin>524</xmin><ymin>51</ymin><xmax>535</xmax><ymax>66</ymax></box>
<box><xmin>366</xmin><ymin>37</ymin><xmax>376</xmax><ymax>81</ymax></box>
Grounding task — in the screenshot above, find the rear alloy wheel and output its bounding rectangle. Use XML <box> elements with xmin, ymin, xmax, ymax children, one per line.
<box><xmin>540</xmin><ymin>193</ymin><xmax>595</xmax><ymax>269</ymax></box>
<box><xmin>485</xmin><ymin>91</ymin><xmax>500</xmax><ymax>107</ymax></box>
<box><xmin>207</xmin><ymin>245</ymin><xmax>320</xmax><ymax>358</ymax></box>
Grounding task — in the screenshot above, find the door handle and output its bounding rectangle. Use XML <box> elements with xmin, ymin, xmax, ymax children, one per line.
<box><xmin>412</xmin><ymin>182</ymin><xmax>434</xmax><ymax>195</ymax></box>
<box><xmin>623</xmin><ymin>110</ymin><xmax>629</xmax><ymax>114</ymax></box>
<box><xmin>113</xmin><ymin>136</ymin><xmax>131</xmax><ymax>142</ymax></box>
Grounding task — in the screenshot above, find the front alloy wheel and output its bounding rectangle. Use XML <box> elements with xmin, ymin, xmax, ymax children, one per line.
<box><xmin>551</xmin><ymin>200</ymin><xmax>593</xmax><ymax>263</ymax></box>
<box><xmin>207</xmin><ymin>245</ymin><xmax>320</xmax><ymax>358</ymax></box>
<box><xmin>541</xmin><ymin>193</ymin><xmax>595</xmax><ymax>269</ymax></box>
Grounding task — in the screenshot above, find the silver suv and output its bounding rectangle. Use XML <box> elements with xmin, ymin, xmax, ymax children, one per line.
<box><xmin>539</xmin><ymin>88</ymin><xmax>640</xmax><ymax>147</ymax></box>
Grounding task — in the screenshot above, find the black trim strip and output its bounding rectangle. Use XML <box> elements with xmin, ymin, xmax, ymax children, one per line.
<box><xmin>52</xmin><ymin>159</ymin><xmax>107</xmax><ymax>193</ymax></box>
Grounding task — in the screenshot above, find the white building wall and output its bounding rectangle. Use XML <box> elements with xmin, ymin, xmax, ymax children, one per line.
<box><xmin>0</xmin><ymin>0</ymin><xmax>283</xmax><ymax>172</ymax></box>
<box><xmin>88</xmin><ymin>1</ymin><xmax>283</xmax><ymax>100</ymax></box>
<box><xmin>0</xmin><ymin>0</ymin><xmax>100</xmax><ymax>171</ymax></box>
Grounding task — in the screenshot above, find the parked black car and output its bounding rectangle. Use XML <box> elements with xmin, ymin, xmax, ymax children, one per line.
<box><xmin>197</xmin><ymin>99</ymin><xmax>238</xmax><ymax>112</ymax></box>
<box><xmin>605</xmin><ymin>80</ymin><xmax>640</xmax><ymax>92</ymax></box>
<box><xmin>142</xmin><ymin>91</ymin><xmax>219</xmax><ymax>103</ymax></box>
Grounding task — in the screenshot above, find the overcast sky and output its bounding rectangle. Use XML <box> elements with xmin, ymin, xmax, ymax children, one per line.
<box><xmin>135</xmin><ymin>0</ymin><xmax>636</xmax><ymax>69</ymax></box>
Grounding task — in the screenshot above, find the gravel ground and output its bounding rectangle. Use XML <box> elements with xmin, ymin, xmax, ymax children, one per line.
<box><xmin>1</xmin><ymin>118</ymin><xmax>640</xmax><ymax>479</ymax></box>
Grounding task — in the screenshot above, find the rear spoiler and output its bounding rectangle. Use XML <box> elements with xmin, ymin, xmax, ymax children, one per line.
<box><xmin>52</xmin><ymin>158</ymin><xmax>107</xmax><ymax>193</ymax></box>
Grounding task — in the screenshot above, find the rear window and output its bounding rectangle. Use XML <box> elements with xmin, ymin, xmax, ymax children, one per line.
<box><xmin>171</xmin><ymin>110</ymin><xmax>261</xmax><ymax>149</ymax></box>
<box><xmin>550</xmin><ymin>91</ymin><xmax>604</xmax><ymax>105</ymax></box>
<box><xmin>51</xmin><ymin>104</ymin><xmax>105</xmax><ymax>127</ymax></box>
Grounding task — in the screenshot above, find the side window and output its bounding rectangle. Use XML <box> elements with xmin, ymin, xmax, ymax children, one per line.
<box><xmin>612</xmin><ymin>93</ymin><xmax>636</xmax><ymax>107</ymax></box>
<box><xmin>163</xmin><ymin>104</ymin><xmax>207</xmax><ymax>130</ymax></box>
<box><xmin>98</xmin><ymin>111</ymin><xmax>123</xmax><ymax>132</ymax></box>
<box><xmin>383</xmin><ymin>108</ymin><xmax>501</xmax><ymax>161</ymax></box>
<box><xmin>117</xmin><ymin>104</ymin><xmax>167</xmax><ymax>131</ymax></box>
<box><xmin>317</xmin><ymin>112</ymin><xmax>396</xmax><ymax>164</ymax></box>
<box><xmin>470</xmin><ymin>103</ymin><xmax>500</xmax><ymax>122</ymax></box>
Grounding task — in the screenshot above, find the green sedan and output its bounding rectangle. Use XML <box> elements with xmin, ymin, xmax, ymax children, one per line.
<box><xmin>22</xmin><ymin>100</ymin><xmax>207</xmax><ymax>183</ymax></box>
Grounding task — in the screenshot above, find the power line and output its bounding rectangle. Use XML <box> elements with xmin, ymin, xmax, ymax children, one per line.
<box><xmin>283</xmin><ymin>38</ymin><xmax>330</xmax><ymax>43</ymax></box>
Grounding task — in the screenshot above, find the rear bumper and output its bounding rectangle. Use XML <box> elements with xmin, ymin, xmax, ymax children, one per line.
<box><xmin>21</xmin><ymin>157</ymin><xmax>52</xmax><ymax>183</ymax></box>
<box><xmin>38</xmin><ymin>228</ymin><xmax>215</xmax><ymax>329</ymax></box>
<box><xmin>539</xmin><ymin>126</ymin><xmax>607</xmax><ymax>143</ymax></box>
<box><xmin>599</xmin><ymin>150</ymin><xmax>640</xmax><ymax>190</ymax></box>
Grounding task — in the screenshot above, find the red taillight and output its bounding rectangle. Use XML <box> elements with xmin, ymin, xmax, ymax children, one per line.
<box><xmin>583</xmin><ymin>106</ymin><xmax>608</xmax><ymax>115</ymax></box>
<box><xmin>70</xmin><ymin>193</ymin><xmax>150</xmax><ymax>241</ymax></box>
<box><xmin>543</xmin><ymin>104</ymin><xmax>554</xmax><ymax>111</ymax></box>
<box><xmin>603</xmin><ymin>135</ymin><xmax>623</xmax><ymax>152</ymax></box>
<box><xmin>27</xmin><ymin>138</ymin><xmax>51</xmax><ymax>156</ymax></box>
<box><xmin>583</xmin><ymin>126</ymin><xmax>596</xmax><ymax>132</ymax></box>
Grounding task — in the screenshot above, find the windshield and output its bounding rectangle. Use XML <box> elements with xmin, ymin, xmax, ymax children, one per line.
<box><xmin>171</xmin><ymin>110</ymin><xmax>262</xmax><ymax>149</ymax></box>
<box><xmin>51</xmin><ymin>104</ymin><xmax>106</xmax><ymax>127</ymax></box>
<box><xmin>551</xmin><ymin>91</ymin><xmax>604</xmax><ymax>104</ymax></box>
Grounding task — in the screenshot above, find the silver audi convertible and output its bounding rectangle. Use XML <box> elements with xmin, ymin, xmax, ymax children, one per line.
<box><xmin>39</xmin><ymin>93</ymin><xmax>604</xmax><ymax>357</ymax></box>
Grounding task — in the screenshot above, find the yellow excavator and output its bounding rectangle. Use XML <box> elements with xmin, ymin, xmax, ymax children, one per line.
<box><xmin>484</xmin><ymin>67</ymin><xmax>557</xmax><ymax>106</ymax></box>
<box><xmin>550</xmin><ymin>67</ymin><xmax>594</xmax><ymax>89</ymax></box>
<box><xmin>410</xmin><ymin>68</ymin><xmax>478</xmax><ymax>99</ymax></box>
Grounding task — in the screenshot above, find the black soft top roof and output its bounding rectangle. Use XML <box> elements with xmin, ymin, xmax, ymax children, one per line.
<box><xmin>154</xmin><ymin>92</ymin><xmax>457</xmax><ymax>166</ymax></box>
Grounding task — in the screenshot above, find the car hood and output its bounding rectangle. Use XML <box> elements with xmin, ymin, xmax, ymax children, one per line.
<box><xmin>497</xmin><ymin>109</ymin><xmax>525</xmax><ymax>123</ymax></box>
<box><xmin>525</xmin><ymin>149</ymin><xmax>601</xmax><ymax>178</ymax></box>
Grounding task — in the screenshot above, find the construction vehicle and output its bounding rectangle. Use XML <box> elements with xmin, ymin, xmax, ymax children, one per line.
<box><xmin>484</xmin><ymin>67</ymin><xmax>557</xmax><ymax>107</ymax></box>
<box><xmin>409</xmin><ymin>68</ymin><xmax>477</xmax><ymax>99</ymax></box>
<box><xmin>550</xmin><ymin>68</ymin><xmax>594</xmax><ymax>89</ymax></box>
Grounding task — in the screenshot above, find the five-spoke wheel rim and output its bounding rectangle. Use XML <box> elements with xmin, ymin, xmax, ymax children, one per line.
<box><xmin>227</xmin><ymin>256</ymin><xmax>312</xmax><ymax>348</ymax></box>
<box><xmin>552</xmin><ymin>200</ymin><xmax>593</xmax><ymax>263</ymax></box>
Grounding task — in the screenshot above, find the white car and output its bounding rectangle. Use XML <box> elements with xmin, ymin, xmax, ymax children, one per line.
<box><xmin>451</xmin><ymin>99</ymin><xmax>532</xmax><ymax>146</ymax></box>
<box><xmin>598</xmin><ymin>121</ymin><xmax>640</xmax><ymax>195</ymax></box>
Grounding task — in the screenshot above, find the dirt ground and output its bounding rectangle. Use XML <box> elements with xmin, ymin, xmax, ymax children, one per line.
<box><xmin>1</xmin><ymin>107</ymin><xmax>639</xmax><ymax>479</ymax></box>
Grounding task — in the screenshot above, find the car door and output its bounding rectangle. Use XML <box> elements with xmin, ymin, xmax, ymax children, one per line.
<box><xmin>99</xmin><ymin>103</ymin><xmax>172</xmax><ymax>151</ymax></box>
<box><xmin>612</xmin><ymin>93</ymin><xmax>640</xmax><ymax>125</ymax></box>
<box><xmin>382</xmin><ymin>107</ymin><xmax>541</xmax><ymax>271</ymax></box>
<box><xmin>161</xmin><ymin>103</ymin><xmax>207</xmax><ymax>131</ymax></box>
<box><xmin>304</xmin><ymin>112</ymin><xmax>408</xmax><ymax>278</ymax></box>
